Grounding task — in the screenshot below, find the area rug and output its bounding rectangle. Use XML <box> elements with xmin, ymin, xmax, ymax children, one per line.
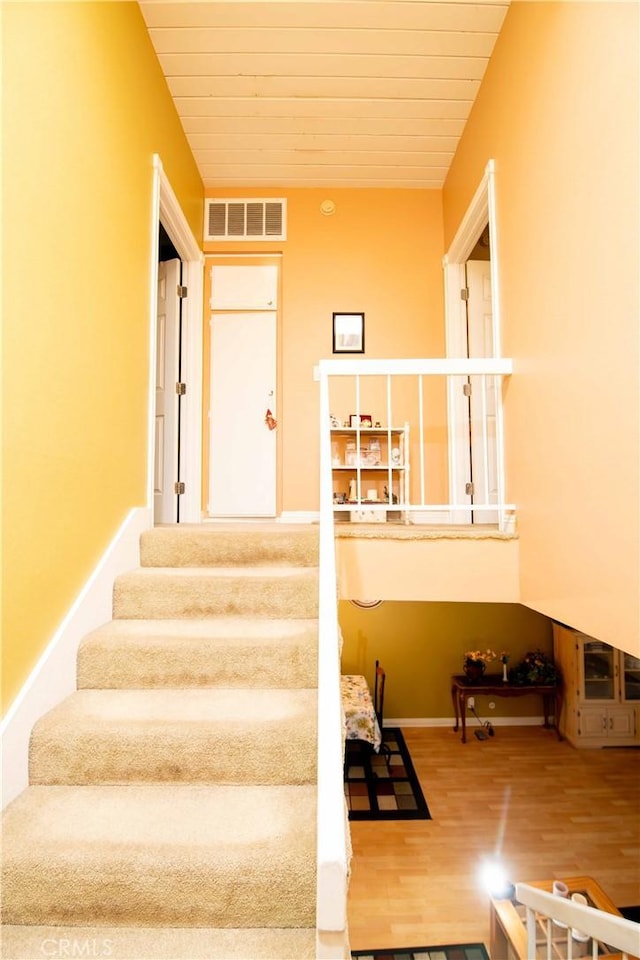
<box><xmin>344</xmin><ymin>727</ymin><xmax>431</xmax><ymax>821</ymax></box>
<box><xmin>352</xmin><ymin>944</ymin><xmax>489</xmax><ymax>960</ymax></box>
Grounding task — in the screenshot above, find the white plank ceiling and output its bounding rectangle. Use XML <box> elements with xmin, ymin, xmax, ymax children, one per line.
<box><xmin>139</xmin><ymin>0</ymin><xmax>510</xmax><ymax>189</ymax></box>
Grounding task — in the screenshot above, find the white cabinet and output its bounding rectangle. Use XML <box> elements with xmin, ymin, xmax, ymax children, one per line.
<box><xmin>330</xmin><ymin>424</ymin><xmax>409</xmax><ymax>523</ymax></box>
<box><xmin>553</xmin><ymin>623</ymin><xmax>639</xmax><ymax>748</ymax></box>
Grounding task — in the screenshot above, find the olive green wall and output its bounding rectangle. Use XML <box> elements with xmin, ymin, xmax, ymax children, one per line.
<box><xmin>339</xmin><ymin>601</ymin><xmax>553</xmax><ymax>720</ymax></box>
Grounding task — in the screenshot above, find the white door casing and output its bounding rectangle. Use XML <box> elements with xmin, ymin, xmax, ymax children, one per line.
<box><xmin>443</xmin><ymin>159</ymin><xmax>504</xmax><ymax>524</ymax></box>
<box><xmin>208</xmin><ymin>263</ymin><xmax>278</xmax><ymax>517</ymax></box>
<box><xmin>148</xmin><ymin>155</ymin><xmax>204</xmax><ymax>525</ymax></box>
<box><xmin>466</xmin><ymin>259</ymin><xmax>498</xmax><ymax>523</ymax></box>
<box><xmin>154</xmin><ymin>259</ymin><xmax>181</xmax><ymax>523</ymax></box>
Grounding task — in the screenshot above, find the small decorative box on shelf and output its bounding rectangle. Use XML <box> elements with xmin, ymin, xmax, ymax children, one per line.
<box><xmin>349</xmin><ymin>508</ymin><xmax>387</xmax><ymax>523</ymax></box>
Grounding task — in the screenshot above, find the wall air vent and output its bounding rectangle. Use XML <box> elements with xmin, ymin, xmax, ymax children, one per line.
<box><xmin>204</xmin><ymin>199</ymin><xmax>287</xmax><ymax>242</ymax></box>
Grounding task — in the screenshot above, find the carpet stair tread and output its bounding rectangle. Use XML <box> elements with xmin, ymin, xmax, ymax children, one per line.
<box><xmin>30</xmin><ymin>688</ymin><xmax>318</xmax><ymax>785</ymax></box>
<box><xmin>113</xmin><ymin>566</ymin><xmax>319</xmax><ymax>620</ymax></box>
<box><xmin>1</xmin><ymin>924</ymin><xmax>316</xmax><ymax>959</ymax></box>
<box><xmin>141</xmin><ymin>523</ymin><xmax>319</xmax><ymax>568</ymax></box>
<box><xmin>2</xmin><ymin>784</ymin><xmax>317</xmax><ymax>928</ymax></box>
<box><xmin>78</xmin><ymin>617</ymin><xmax>318</xmax><ymax>689</ymax></box>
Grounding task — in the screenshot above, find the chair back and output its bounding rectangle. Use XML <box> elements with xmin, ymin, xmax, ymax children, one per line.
<box><xmin>373</xmin><ymin>659</ymin><xmax>386</xmax><ymax>728</ymax></box>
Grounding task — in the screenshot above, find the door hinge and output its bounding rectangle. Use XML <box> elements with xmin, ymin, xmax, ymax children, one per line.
<box><xmin>174</xmin><ymin>481</ymin><xmax>185</xmax><ymax>495</ymax></box>
<box><xmin>460</xmin><ymin>287</ymin><xmax>469</xmax><ymax>301</ymax></box>
<box><xmin>176</xmin><ymin>382</ymin><xmax>187</xmax><ymax>395</ymax></box>
<box><xmin>463</xmin><ymin>382</ymin><xmax>472</xmax><ymax>397</ymax></box>
<box><xmin>465</xmin><ymin>482</ymin><xmax>474</xmax><ymax>496</ymax></box>
<box><xmin>177</xmin><ymin>285</ymin><xmax>188</xmax><ymax>299</ymax></box>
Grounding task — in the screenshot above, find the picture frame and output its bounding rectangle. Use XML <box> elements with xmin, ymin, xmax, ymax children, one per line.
<box><xmin>349</xmin><ymin>414</ymin><xmax>372</xmax><ymax>428</ymax></box>
<box><xmin>332</xmin><ymin>312</ymin><xmax>365</xmax><ymax>354</ymax></box>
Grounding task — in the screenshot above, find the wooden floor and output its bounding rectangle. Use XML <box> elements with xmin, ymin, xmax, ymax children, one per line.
<box><xmin>347</xmin><ymin>725</ymin><xmax>640</xmax><ymax>952</ymax></box>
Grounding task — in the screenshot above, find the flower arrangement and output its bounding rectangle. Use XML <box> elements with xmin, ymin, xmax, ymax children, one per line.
<box><xmin>464</xmin><ymin>649</ymin><xmax>497</xmax><ymax>665</ymax></box>
<box><xmin>508</xmin><ymin>650</ymin><xmax>559</xmax><ymax>685</ymax></box>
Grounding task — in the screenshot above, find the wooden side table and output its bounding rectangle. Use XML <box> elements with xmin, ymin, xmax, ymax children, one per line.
<box><xmin>451</xmin><ymin>674</ymin><xmax>562</xmax><ymax>743</ymax></box>
<box><xmin>490</xmin><ymin>875</ymin><xmax>632</xmax><ymax>960</ymax></box>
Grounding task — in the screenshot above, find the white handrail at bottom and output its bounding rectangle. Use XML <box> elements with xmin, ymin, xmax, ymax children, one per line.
<box><xmin>517</xmin><ymin>883</ymin><xmax>640</xmax><ymax>959</ymax></box>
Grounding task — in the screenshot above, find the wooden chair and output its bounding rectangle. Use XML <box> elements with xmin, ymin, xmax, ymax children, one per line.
<box><xmin>374</xmin><ymin>659</ymin><xmax>391</xmax><ymax>761</ymax></box>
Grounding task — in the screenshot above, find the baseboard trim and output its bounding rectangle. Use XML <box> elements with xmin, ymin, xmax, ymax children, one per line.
<box><xmin>387</xmin><ymin>716</ymin><xmax>552</xmax><ymax>728</ymax></box>
<box><xmin>408</xmin><ymin>510</ymin><xmax>452</xmax><ymax>525</ymax></box>
<box><xmin>1</xmin><ymin>506</ymin><xmax>151</xmax><ymax>809</ymax></box>
<box><xmin>277</xmin><ymin>511</ymin><xmax>320</xmax><ymax>524</ymax></box>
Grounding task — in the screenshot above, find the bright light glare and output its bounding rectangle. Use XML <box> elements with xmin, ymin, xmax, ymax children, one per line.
<box><xmin>479</xmin><ymin>858</ymin><xmax>513</xmax><ymax>898</ymax></box>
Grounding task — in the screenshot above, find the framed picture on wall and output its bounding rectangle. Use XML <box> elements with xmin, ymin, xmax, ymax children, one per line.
<box><xmin>332</xmin><ymin>312</ymin><xmax>365</xmax><ymax>354</ymax></box>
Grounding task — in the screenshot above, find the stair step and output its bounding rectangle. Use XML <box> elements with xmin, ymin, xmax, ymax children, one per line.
<box><xmin>2</xmin><ymin>784</ymin><xmax>316</xmax><ymax>928</ymax></box>
<box><xmin>113</xmin><ymin>567</ymin><xmax>319</xmax><ymax>620</ymax></box>
<box><xmin>1</xmin><ymin>925</ymin><xmax>316</xmax><ymax>959</ymax></box>
<box><xmin>78</xmin><ymin>618</ymin><xmax>318</xmax><ymax>689</ymax></box>
<box><xmin>141</xmin><ymin>523</ymin><xmax>319</xmax><ymax>568</ymax></box>
<box><xmin>30</xmin><ymin>689</ymin><xmax>318</xmax><ymax>785</ymax></box>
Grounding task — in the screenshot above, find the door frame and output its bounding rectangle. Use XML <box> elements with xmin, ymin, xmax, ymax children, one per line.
<box><xmin>442</xmin><ymin>159</ymin><xmax>502</xmax><ymax>522</ymax></box>
<box><xmin>147</xmin><ymin>155</ymin><xmax>203</xmax><ymax>523</ymax></box>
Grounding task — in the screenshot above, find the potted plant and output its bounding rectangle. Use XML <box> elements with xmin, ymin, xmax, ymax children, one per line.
<box><xmin>508</xmin><ymin>650</ymin><xmax>560</xmax><ymax>685</ymax></box>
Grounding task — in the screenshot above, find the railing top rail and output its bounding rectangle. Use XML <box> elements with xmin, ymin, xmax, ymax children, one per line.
<box><xmin>516</xmin><ymin>883</ymin><xmax>640</xmax><ymax>955</ymax></box>
<box><xmin>318</xmin><ymin>357</ymin><xmax>512</xmax><ymax>377</ymax></box>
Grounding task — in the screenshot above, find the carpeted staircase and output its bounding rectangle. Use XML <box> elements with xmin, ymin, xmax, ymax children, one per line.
<box><xmin>2</xmin><ymin>524</ymin><xmax>320</xmax><ymax>960</ymax></box>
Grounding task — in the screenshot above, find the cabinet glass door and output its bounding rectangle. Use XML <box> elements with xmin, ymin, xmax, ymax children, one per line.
<box><xmin>623</xmin><ymin>653</ymin><xmax>640</xmax><ymax>701</ymax></box>
<box><xmin>583</xmin><ymin>641</ymin><xmax>615</xmax><ymax>700</ymax></box>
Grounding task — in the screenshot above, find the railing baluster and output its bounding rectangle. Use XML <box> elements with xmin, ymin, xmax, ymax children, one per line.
<box><xmin>480</xmin><ymin>373</ymin><xmax>490</xmax><ymax>518</ymax></box>
<box><xmin>355</xmin><ymin>375</ymin><xmax>361</xmax><ymax>503</ymax></box>
<box><xmin>386</xmin><ymin>375</ymin><xmax>393</xmax><ymax>510</ymax></box>
<box><xmin>526</xmin><ymin>906</ymin><xmax>537</xmax><ymax>959</ymax></box>
<box><xmin>418</xmin><ymin>374</ymin><xmax>425</xmax><ymax>508</ymax></box>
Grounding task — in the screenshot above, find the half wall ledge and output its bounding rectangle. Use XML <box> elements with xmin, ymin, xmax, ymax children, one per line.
<box><xmin>334</xmin><ymin>523</ymin><xmax>518</xmax><ymax>541</ymax></box>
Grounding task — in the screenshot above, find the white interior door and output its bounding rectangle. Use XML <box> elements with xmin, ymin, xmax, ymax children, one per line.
<box><xmin>154</xmin><ymin>258</ymin><xmax>181</xmax><ymax>523</ymax></box>
<box><xmin>466</xmin><ymin>259</ymin><xmax>498</xmax><ymax>523</ymax></box>
<box><xmin>208</xmin><ymin>264</ymin><xmax>278</xmax><ymax>517</ymax></box>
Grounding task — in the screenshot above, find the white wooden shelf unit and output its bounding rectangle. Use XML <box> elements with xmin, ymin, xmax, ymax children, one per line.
<box><xmin>330</xmin><ymin>423</ymin><xmax>409</xmax><ymax>523</ymax></box>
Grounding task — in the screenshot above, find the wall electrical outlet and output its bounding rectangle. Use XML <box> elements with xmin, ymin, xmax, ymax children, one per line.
<box><xmin>468</xmin><ymin>696</ymin><xmax>475</xmax><ymax>710</ymax></box>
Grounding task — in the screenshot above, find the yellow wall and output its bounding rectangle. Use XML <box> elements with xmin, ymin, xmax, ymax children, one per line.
<box><xmin>1</xmin><ymin>2</ymin><xmax>203</xmax><ymax>710</ymax></box>
<box><xmin>203</xmin><ymin>188</ymin><xmax>445</xmax><ymax>512</ymax></box>
<box><xmin>340</xmin><ymin>600</ymin><xmax>553</xmax><ymax>719</ymax></box>
<box><xmin>443</xmin><ymin>1</ymin><xmax>639</xmax><ymax>656</ymax></box>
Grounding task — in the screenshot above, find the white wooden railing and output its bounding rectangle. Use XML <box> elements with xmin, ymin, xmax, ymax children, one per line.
<box><xmin>317</xmin><ymin>356</ymin><xmax>514</xmax><ymax>531</ymax></box>
<box><xmin>517</xmin><ymin>883</ymin><xmax>640</xmax><ymax>959</ymax></box>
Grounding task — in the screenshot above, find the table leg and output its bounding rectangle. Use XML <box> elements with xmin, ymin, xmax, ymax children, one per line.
<box><xmin>542</xmin><ymin>693</ymin><xmax>551</xmax><ymax>729</ymax></box>
<box><xmin>460</xmin><ymin>692</ymin><xmax>467</xmax><ymax>743</ymax></box>
<box><xmin>452</xmin><ymin>683</ymin><xmax>460</xmax><ymax>732</ymax></box>
<box><xmin>554</xmin><ymin>689</ymin><xmax>563</xmax><ymax>740</ymax></box>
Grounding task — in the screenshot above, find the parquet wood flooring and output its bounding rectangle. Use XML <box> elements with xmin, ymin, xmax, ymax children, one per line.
<box><xmin>347</xmin><ymin>726</ymin><xmax>640</xmax><ymax>951</ymax></box>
